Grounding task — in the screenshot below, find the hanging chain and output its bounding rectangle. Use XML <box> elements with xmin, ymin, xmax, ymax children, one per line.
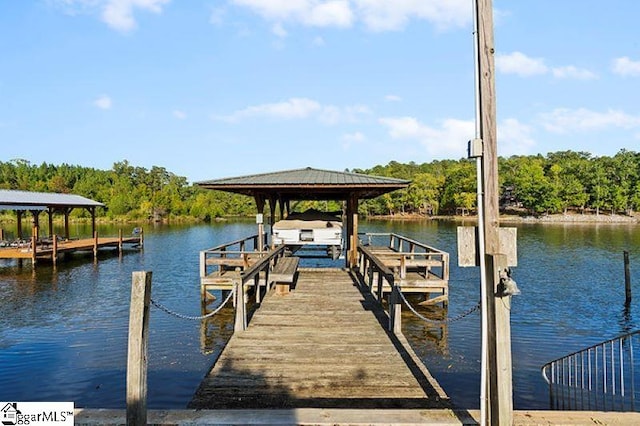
<box><xmin>150</xmin><ymin>289</ymin><xmax>234</xmax><ymax>320</ymax></box>
<box><xmin>396</xmin><ymin>286</ymin><xmax>480</xmax><ymax>325</ymax></box>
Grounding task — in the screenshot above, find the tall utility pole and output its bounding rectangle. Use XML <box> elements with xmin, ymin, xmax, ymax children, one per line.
<box><xmin>473</xmin><ymin>0</ymin><xmax>514</xmax><ymax>424</ymax></box>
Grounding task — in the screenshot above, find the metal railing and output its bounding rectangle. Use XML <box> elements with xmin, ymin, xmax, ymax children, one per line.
<box><xmin>542</xmin><ymin>330</ymin><xmax>640</xmax><ymax>411</ymax></box>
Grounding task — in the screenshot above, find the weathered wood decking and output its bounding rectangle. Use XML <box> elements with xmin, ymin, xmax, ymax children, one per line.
<box><xmin>0</xmin><ymin>233</ymin><xmax>142</xmax><ymax>264</ymax></box>
<box><xmin>189</xmin><ymin>268</ymin><xmax>450</xmax><ymax>409</ymax></box>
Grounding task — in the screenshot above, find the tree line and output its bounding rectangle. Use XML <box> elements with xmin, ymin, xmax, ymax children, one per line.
<box><xmin>356</xmin><ymin>149</ymin><xmax>640</xmax><ymax>216</ymax></box>
<box><xmin>1</xmin><ymin>150</ymin><xmax>639</xmax><ymax>221</ymax></box>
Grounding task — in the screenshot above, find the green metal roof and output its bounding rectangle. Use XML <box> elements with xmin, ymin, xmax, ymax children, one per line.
<box><xmin>197</xmin><ymin>167</ymin><xmax>410</xmax><ymax>200</ymax></box>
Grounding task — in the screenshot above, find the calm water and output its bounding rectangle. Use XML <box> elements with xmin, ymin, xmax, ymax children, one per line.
<box><xmin>1</xmin><ymin>219</ymin><xmax>639</xmax><ymax>410</ymax></box>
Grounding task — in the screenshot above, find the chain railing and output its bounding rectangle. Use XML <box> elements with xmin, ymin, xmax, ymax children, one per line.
<box><xmin>396</xmin><ymin>287</ymin><xmax>480</xmax><ymax>325</ymax></box>
<box><xmin>150</xmin><ymin>289</ymin><xmax>234</xmax><ymax>321</ymax></box>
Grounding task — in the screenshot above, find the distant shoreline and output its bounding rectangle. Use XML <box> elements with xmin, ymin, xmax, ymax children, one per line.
<box><xmin>369</xmin><ymin>212</ymin><xmax>639</xmax><ymax>224</ymax></box>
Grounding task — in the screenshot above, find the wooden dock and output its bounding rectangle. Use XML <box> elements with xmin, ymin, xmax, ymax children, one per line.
<box><xmin>189</xmin><ymin>268</ymin><xmax>450</xmax><ymax>409</ymax></box>
<box><xmin>0</xmin><ymin>231</ymin><xmax>143</xmax><ymax>265</ymax></box>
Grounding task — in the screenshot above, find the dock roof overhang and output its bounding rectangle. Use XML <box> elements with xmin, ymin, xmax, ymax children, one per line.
<box><xmin>0</xmin><ymin>189</ymin><xmax>104</xmax><ymax>210</ymax></box>
<box><xmin>196</xmin><ymin>167</ymin><xmax>410</xmax><ymax>201</ymax></box>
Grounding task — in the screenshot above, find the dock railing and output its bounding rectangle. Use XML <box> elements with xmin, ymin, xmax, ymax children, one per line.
<box><xmin>199</xmin><ymin>234</ymin><xmax>266</xmax><ymax>278</ymax></box>
<box><xmin>542</xmin><ymin>330</ymin><xmax>640</xmax><ymax>412</ymax></box>
<box><xmin>359</xmin><ymin>232</ymin><xmax>449</xmax><ymax>283</ymax></box>
<box><xmin>233</xmin><ymin>244</ymin><xmax>287</xmax><ymax>331</ymax></box>
<box><xmin>357</xmin><ymin>243</ymin><xmax>401</xmax><ymax>334</ymax></box>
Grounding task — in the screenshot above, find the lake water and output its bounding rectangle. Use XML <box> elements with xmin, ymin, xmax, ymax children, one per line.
<box><xmin>1</xmin><ymin>219</ymin><xmax>639</xmax><ymax>410</ymax></box>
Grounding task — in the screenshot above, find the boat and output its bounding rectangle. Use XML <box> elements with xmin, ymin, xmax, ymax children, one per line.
<box><xmin>271</xmin><ymin>209</ymin><xmax>343</xmax><ymax>259</ymax></box>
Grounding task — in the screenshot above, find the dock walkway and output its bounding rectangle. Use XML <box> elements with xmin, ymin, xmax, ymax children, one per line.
<box><xmin>190</xmin><ymin>268</ymin><xmax>449</xmax><ymax>409</ymax></box>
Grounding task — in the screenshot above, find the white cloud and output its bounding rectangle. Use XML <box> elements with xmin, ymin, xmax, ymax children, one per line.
<box><xmin>341</xmin><ymin>131</ymin><xmax>366</xmax><ymax>149</ymax></box>
<box><xmin>173</xmin><ymin>110</ymin><xmax>186</xmax><ymax>119</ymax></box>
<box><xmin>497</xmin><ymin>118</ymin><xmax>535</xmax><ymax>155</ymax></box>
<box><xmin>50</xmin><ymin>0</ymin><xmax>170</xmax><ymax>32</ymax></box>
<box><xmin>308</xmin><ymin>0</ymin><xmax>353</xmax><ymax>27</ymax></box>
<box><xmin>209</xmin><ymin>7</ymin><xmax>225</xmax><ymax>26</ymax></box>
<box><xmin>612</xmin><ymin>56</ymin><xmax>640</xmax><ymax>77</ymax></box>
<box><xmin>216</xmin><ymin>98</ymin><xmax>321</xmax><ymax>122</ymax></box>
<box><xmin>231</xmin><ymin>0</ymin><xmax>470</xmax><ymax>32</ymax></box>
<box><xmin>231</xmin><ymin>0</ymin><xmax>353</xmax><ymax>28</ymax></box>
<box><xmin>272</xmin><ymin>22</ymin><xmax>288</xmax><ymax>37</ymax></box>
<box><xmin>497</xmin><ymin>51</ymin><xmax>597</xmax><ymax>81</ymax></box>
<box><xmin>539</xmin><ymin>108</ymin><xmax>640</xmax><ymax>133</ymax></box>
<box><xmin>312</xmin><ymin>36</ymin><xmax>326</xmax><ymax>46</ymax></box>
<box><xmin>93</xmin><ymin>94</ymin><xmax>112</xmax><ymax>110</ymax></box>
<box><xmin>496</xmin><ymin>51</ymin><xmax>548</xmax><ymax>77</ymax></box>
<box><xmin>379</xmin><ymin>116</ymin><xmax>474</xmax><ymax>157</ymax></box>
<box><xmin>552</xmin><ymin>66</ymin><xmax>597</xmax><ymax>81</ymax></box>
<box><xmin>378</xmin><ymin>115</ymin><xmax>532</xmax><ymax>158</ymax></box>
<box><xmin>354</xmin><ymin>0</ymin><xmax>471</xmax><ymax>32</ymax></box>
<box><xmin>213</xmin><ymin>97</ymin><xmax>371</xmax><ymax>124</ymax></box>
<box><xmin>101</xmin><ymin>0</ymin><xmax>170</xmax><ymax>32</ymax></box>
<box><xmin>384</xmin><ymin>94</ymin><xmax>402</xmax><ymax>102</ymax></box>
<box><xmin>342</xmin><ymin>131</ymin><xmax>365</xmax><ymax>142</ymax></box>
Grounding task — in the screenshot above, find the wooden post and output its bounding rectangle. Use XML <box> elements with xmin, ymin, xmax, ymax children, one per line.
<box><xmin>48</xmin><ymin>208</ymin><xmax>54</xmax><ymax>238</ymax></box>
<box><xmin>0</xmin><ymin>228</ymin><xmax>4</xmax><ymax>240</ymax></box>
<box><xmin>90</xmin><ymin>207</ymin><xmax>96</xmax><ymax>237</ymax></box>
<box><xmin>475</xmin><ymin>0</ymin><xmax>513</xmax><ymax>423</ymax></box>
<box><xmin>139</xmin><ymin>228</ymin><xmax>144</xmax><ymax>249</ymax></box>
<box><xmin>118</xmin><ymin>229</ymin><xmax>123</xmax><ymax>253</ymax></box>
<box><xmin>346</xmin><ymin>194</ymin><xmax>358</xmax><ymax>268</ymax></box>
<box><xmin>200</xmin><ymin>251</ymin><xmax>207</xmax><ymax>278</ymax></box>
<box><xmin>52</xmin><ymin>234</ymin><xmax>58</xmax><ymax>265</ymax></box>
<box><xmin>63</xmin><ymin>209</ymin><xmax>70</xmax><ymax>240</ymax></box>
<box><xmin>485</xmin><ymin>254</ymin><xmax>512</xmax><ymax>424</ymax></box>
<box><xmin>389</xmin><ymin>283</ymin><xmax>401</xmax><ymax>335</ymax></box>
<box><xmin>31</xmin><ymin>232</ymin><xmax>37</xmax><ymax>266</ymax></box>
<box><xmin>625</xmin><ymin>251</ymin><xmax>632</xmax><ymax>305</ymax></box>
<box><xmin>93</xmin><ymin>231</ymin><xmax>99</xmax><ymax>258</ymax></box>
<box><xmin>127</xmin><ymin>271</ymin><xmax>152</xmax><ymax>426</ymax></box>
<box><xmin>16</xmin><ymin>210</ymin><xmax>23</xmax><ymax>240</ymax></box>
<box><xmin>234</xmin><ymin>280</ymin><xmax>246</xmax><ymax>331</ymax></box>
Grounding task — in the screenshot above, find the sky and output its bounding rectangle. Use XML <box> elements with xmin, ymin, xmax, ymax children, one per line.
<box><xmin>1</xmin><ymin>1</ymin><xmax>639</xmax><ymax>184</ymax></box>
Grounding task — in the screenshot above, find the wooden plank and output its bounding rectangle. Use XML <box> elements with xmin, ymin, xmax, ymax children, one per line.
<box><xmin>271</xmin><ymin>256</ymin><xmax>299</xmax><ymax>283</ymax></box>
<box><xmin>190</xmin><ymin>269</ymin><xmax>449</xmax><ymax>410</ymax></box>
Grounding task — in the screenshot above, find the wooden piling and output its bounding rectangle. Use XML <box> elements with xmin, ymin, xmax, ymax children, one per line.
<box><xmin>31</xmin><ymin>232</ymin><xmax>37</xmax><ymax>266</ymax></box>
<box><xmin>52</xmin><ymin>235</ymin><xmax>58</xmax><ymax>265</ymax></box>
<box><xmin>93</xmin><ymin>231</ymin><xmax>98</xmax><ymax>258</ymax></box>
<box><xmin>234</xmin><ymin>280</ymin><xmax>246</xmax><ymax>331</ymax></box>
<box><xmin>625</xmin><ymin>251</ymin><xmax>632</xmax><ymax>305</ymax></box>
<box><xmin>389</xmin><ymin>284</ymin><xmax>401</xmax><ymax>335</ymax></box>
<box><xmin>127</xmin><ymin>271</ymin><xmax>152</xmax><ymax>426</ymax></box>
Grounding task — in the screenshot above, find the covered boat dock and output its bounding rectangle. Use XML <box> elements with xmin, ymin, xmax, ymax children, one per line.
<box><xmin>0</xmin><ymin>189</ymin><xmax>142</xmax><ymax>265</ymax></box>
<box><xmin>197</xmin><ymin>167</ymin><xmax>411</xmax><ymax>268</ymax></box>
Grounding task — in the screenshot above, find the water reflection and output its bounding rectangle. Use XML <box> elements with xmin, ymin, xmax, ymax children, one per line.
<box><xmin>0</xmin><ymin>220</ymin><xmax>639</xmax><ymax>411</ymax></box>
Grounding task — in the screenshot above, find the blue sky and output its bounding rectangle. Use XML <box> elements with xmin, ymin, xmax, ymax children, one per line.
<box><xmin>1</xmin><ymin>1</ymin><xmax>639</xmax><ymax>183</ymax></box>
